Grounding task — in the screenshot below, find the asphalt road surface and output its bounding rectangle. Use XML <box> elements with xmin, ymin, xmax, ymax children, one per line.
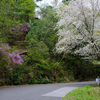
<box><xmin>0</xmin><ymin>81</ymin><xmax>96</xmax><ymax>100</ymax></box>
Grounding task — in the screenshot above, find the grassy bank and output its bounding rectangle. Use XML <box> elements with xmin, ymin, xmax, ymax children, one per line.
<box><xmin>62</xmin><ymin>84</ymin><xmax>100</xmax><ymax>100</ymax></box>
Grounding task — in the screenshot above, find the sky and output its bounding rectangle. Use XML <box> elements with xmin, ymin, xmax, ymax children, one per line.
<box><xmin>34</xmin><ymin>0</ymin><xmax>62</xmax><ymax>18</ymax></box>
<box><xmin>35</xmin><ymin>0</ymin><xmax>62</xmax><ymax>7</ymax></box>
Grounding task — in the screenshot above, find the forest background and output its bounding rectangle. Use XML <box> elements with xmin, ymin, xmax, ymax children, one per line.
<box><xmin>0</xmin><ymin>0</ymin><xmax>100</xmax><ymax>86</ymax></box>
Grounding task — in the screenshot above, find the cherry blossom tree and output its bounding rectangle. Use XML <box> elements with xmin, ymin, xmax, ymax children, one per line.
<box><xmin>56</xmin><ymin>0</ymin><xmax>100</xmax><ymax>60</ymax></box>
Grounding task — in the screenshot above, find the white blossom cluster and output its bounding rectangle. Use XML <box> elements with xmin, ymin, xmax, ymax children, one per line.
<box><xmin>56</xmin><ymin>0</ymin><xmax>100</xmax><ymax>59</ymax></box>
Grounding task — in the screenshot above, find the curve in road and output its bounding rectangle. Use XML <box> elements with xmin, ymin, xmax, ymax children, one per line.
<box><xmin>0</xmin><ymin>81</ymin><xmax>96</xmax><ymax>100</ymax></box>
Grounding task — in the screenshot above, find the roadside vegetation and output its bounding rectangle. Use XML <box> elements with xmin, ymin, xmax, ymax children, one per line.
<box><xmin>62</xmin><ymin>84</ymin><xmax>100</xmax><ymax>100</ymax></box>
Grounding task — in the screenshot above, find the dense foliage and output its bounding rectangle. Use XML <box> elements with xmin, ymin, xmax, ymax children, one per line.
<box><xmin>0</xmin><ymin>0</ymin><xmax>100</xmax><ymax>86</ymax></box>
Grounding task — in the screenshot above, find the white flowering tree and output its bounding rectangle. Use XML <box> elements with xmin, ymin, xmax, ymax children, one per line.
<box><xmin>56</xmin><ymin>0</ymin><xmax>100</xmax><ymax>60</ymax></box>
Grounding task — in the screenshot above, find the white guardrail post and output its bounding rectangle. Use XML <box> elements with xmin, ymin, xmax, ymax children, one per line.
<box><xmin>96</xmin><ymin>78</ymin><xmax>100</xmax><ymax>85</ymax></box>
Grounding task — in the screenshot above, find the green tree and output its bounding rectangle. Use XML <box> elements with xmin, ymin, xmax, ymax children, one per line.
<box><xmin>28</xmin><ymin>6</ymin><xmax>59</xmax><ymax>50</ymax></box>
<box><xmin>9</xmin><ymin>0</ymin><xmax>36</xmax><ymax>22</ymax></box>
<box><xmin>24</xmin><ymin>6</ymin><xmax>61</xmax><ymax>80</ymax></box>
<box><xmin>0</xmin><ymin>0</ymin><xmax>17</xmax><ymax>42</ymax></box>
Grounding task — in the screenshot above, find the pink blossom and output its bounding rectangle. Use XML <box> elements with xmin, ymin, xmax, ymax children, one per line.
<box><xmin>9</xmin><ymin>68</ymin><xmax>13</xmax><ymax>71</ymax></box>
<box><xmin>0</xmin><ymin>43</ymin><xmax>10</xmax><ymax>54</ymax></box>
<box><xmin>12</xmin><ymin>23</ymin><xmax>30</xmax><ymax>34</ymax></box>
<box><xmin>9</xmin><ymin>52</ymin><xmax>24</xmax><ymax>65</ymax></box>
<box><xmin>26</xmin><ymin>23</ymin><xmax>31</xmax><ymax>28</ymax></box>
<box><xmin>0</xmin><ymin>43</ymin><xmax>24</xmax><ymax>65</ymax></box>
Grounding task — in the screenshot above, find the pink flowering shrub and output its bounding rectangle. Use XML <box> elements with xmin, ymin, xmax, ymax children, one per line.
<box><xmin>8</xmin><ymin>23</ymin><xmax>31</xmax><ymax>45</ymax></box>
<box><xmin>12</xmin><ymin>23</ymin><xmax>30</xmax><ymax>33</ymax></box>
<box><xmin>0</xmin><ymin>43</ymin><xmax>24</xmax><ymax>65</ymax></box>
<box><xmin>9</xmin><ymin>52</ymin><xmax>24</xmax><ymax>65</ymax></box>
<box><xmin>0</xmin><ymin>44</ymin><xmax>10</xmax><ymax>54</ymax></box>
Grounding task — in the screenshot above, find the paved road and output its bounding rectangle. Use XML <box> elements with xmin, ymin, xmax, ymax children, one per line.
<box><xmin>0</xmin><ymin>81</ymin><xmax>96</xmax><ymax>100</ymax></box>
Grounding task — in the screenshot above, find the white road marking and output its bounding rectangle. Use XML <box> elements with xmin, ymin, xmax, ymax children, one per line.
<box><xmin>42</xmin><ymin>87</ymin><xmax>78</xmax><ymax>97</ymax></box>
